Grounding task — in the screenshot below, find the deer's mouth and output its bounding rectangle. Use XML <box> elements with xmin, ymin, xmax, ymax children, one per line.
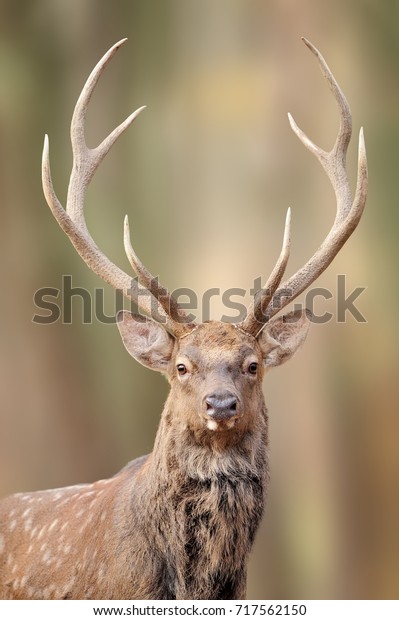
<box><xmin>206</xmin><ymin>417</ymin><xmax>237</xmax><ymax>432</ymax></box>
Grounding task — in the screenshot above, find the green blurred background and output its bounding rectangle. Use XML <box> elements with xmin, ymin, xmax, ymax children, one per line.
<box><xmin>0</xmin><ymin>0</ymin><xmax>398</xmax><ymax>600</ymax></box>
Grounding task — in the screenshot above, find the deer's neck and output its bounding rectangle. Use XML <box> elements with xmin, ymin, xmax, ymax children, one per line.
<box><xmin>118</xmin><ymin>400</ymin><xmax>269</xmax><ymax>599</ymax></box>
<box><xmin>148</xmin><ymin>398</ymin><xmax>269</xmax><ymax>485</ymax></box>
<box><xmin>145</xmin><ymin>401</ymin><xmax>268</xmax><ymax>597</ymax></box>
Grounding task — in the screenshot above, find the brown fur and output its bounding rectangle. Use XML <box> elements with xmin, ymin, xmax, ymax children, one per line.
<box><xmin>0</xmin><ymin>317</ymin><xmax>309</xmax><ymax>599</ymax></box>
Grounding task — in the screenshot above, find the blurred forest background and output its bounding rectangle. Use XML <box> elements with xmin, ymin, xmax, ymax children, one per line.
<box><xmin>0</xmin><ymin>0</ymin><xmax>398</xmax><ymax>600</ymax></box>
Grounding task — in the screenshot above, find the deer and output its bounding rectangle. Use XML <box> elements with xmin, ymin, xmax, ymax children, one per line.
<box><xmin>0</xmin><ymin>38</ymin><xmax>367</xmax><ymax>600</ymax></box>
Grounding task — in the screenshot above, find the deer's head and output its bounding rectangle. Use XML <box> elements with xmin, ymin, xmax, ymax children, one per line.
<box><xmin>41</xmin><ymin>38</ymin><xmax>367</xmax><ymax>443</ymax></box>
<box><xmin>117</xmin><ymin>311</ymin><xmax>310</xmax><ymax>437</ymax></box>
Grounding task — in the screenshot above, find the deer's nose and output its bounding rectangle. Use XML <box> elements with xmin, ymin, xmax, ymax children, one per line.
<box><xmin>205</xmin><ymin>391</ymin><xmax>238</xmax><ymax>421</ymax></box>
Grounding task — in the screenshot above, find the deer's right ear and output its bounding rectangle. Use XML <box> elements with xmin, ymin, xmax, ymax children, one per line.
<box><xmin>116</xmin><ymin>311</ymin><xmax>175</xmax><ymax>372</ymax></box>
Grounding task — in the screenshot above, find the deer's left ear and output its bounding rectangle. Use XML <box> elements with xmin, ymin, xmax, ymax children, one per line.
<box><xmin>257</xmin><ymin>309</ymin><xmax>311</xmax><ymax>368</ymax></box>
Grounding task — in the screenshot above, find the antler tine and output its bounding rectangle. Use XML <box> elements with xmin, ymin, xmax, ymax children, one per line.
<box><xmin>287</xmin><ymin>37</ymin><xmax>353</xmax><ymax>224</ymax></box>
<box><xmin>241</xmin><ymin>209</ymin><xmax>291</xmax><ymax>335</ymax></box>
<box><xmin>42</xmin><ymin>39</ymin><xmax>195</xmax><ymax>337</ymax></box>
<box><xmin>241</xmin><ymin>38</ymin><xmax>368</xmax><ymax>335</ymax></box>
<box><xmin>124</xmin><ymin>216</ymin><xmax>194</xmax><ymax>332</ymax></box>
<box><xmin>67</xmin><ymin>39</ymin><xmax>146</xmax><ymax>229</ymax></box>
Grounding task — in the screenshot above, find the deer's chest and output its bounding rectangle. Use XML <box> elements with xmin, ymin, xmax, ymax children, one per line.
<box><xmin>168</xmin><ymin>473</ymin><xmax>264</xmax><ymax>598</ymax></box>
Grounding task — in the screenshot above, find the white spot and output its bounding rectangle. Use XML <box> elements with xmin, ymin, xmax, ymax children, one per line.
<box><xmin>27</xmin><ymin>497</ymin><xmax>36</xmax><ymax>504</ymax></box>
<box><xmin>0</xmin><ymin>534</ymin><xmax>5</xmax><ymax>554</ymax></box>
<box><xmin>37</xmin><ymin>525</ymin><xmax>47</xmax><ymax>540</ymax></box>
<box><xmin>20</xmin><ymin>575</ymin><xmax>28</xmax><ymax>588</ymax></box>
<box><xmin>9</xmin><ymin>509</ymin><xmax>16</xmax><ymax>518</ymax></box>
<box><xmin>6</xmin><ymin>553</ymin><xmax>13</xmax><ymax>566</ymax></box>
<box><xmin>78</xmin><ymin>491</ymin><xmax>96</xmax><ymax>500</ymax></box>
<box><xmin>22</xmin><ymin>507</ymin><xmax>32</xmax><ymax>518</ymax></box>
<box><xmin>11</xmin><ymin>563</ymin><xmax>18</xmax><ymax>574</ymax></box>
<box><xmin>40</xmin><ymin>542</ymin><xmax>47</xmax><ymax>552</ymax></box>
<box><xmin>76</xmin><ymin>508</ymin><xmax>85</xmax><ymax>518</ymax></box>
<box><xmin>63</xmin><ymin>544</ymin><xmax>71</xmax><ymax>554</ymax></box>
<box><xmin>56</xmin><ymin>541</ymin><xmax>63</xmax><ymax>553</ymax></box>
<box><xmin>53</xmin><ymin>492</ymin><xmax>63</xmax><ymax>501</ymax></box>
<box><xmin>57</xmin><ymin>497</ymin><xmax>71</xmax><ymax>507</ymax></box>
<box><xmin>43</xmin><ymin>549</ymin><xmax>53</xmax><ymax>564</ymax></box>
<box><xmin>9</xmin><ymin>519</ymin><xmax>17</xmax><ymax>532</ymax></box>
<box><xmin>100</xmin><ymin>511</ymin><xmax>107</xmax><ymax>522</ymax></box>
<box><xmin>207</xmin><ymin>420</ymin><xmax>219</xmax><ymax>431</ymax></box>
<box><xmin>98</xmin><ymin>563</ymin><xmax>106</xmax><ymax>581</ymax></box>
<box><xmin>27</xmin><ymin>544</ymin><xmax>33</xmax><ymax>554</ymax></box>
<box><xmin>13</xmin><ymin>578</ymin><xmax>20</xmax><ymax>589</ymax></box>
<box><xmin>30</xmin><ymin>526</ymin><xmax>38</xmax><ymax>539</ymax></box>
<box><xmin>98</xmin><ymin>479</ymin><xmax>112</xmax><ymax>485</ymax></box>
<box><xmin>60</xmin><ymin>521</ymin><xmax>69</xmax><ymax>532</ymax></box>
<box><xmin>20</xmin><ymin>495</ymin><xmax>30</xmax><ymax>501</ymax></box>
<box><xmin>55</xmin><ymin>557</ymin><xmax>63</xmax><ymax>570</ymax></box>
<box><xmin>24</xmin><ymin>518</ymin><xmax>33</xmax><ymax>533</ymax></box>
<box><xmin>48</xmin><ymin>518</ymin><xmax>59</xmax><ymax>532</ymax></box>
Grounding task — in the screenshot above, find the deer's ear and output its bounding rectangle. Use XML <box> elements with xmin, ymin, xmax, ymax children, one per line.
<box><xmin>257</xmin><ymin>309</ymin><xmax>311</xmax><ymax>368</ymax></box>
<box><xmin>116</xmin><ymin>311</ymin><xmax>175</xmax><ymax>372</ymax></box>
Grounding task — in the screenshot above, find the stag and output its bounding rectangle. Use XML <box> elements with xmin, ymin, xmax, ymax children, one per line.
<box><xmin>0</xmin><ymin>38</ymin><xmax>367</xmax><ymax>600</ymax></box>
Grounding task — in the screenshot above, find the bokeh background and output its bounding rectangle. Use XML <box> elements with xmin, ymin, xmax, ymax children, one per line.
<box><xmin>0</xmin><ymin>0</ymin><xmax>398</xmax><ymax>600</ymax></box>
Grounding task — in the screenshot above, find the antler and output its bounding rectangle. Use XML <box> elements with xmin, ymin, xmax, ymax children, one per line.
<box><xmin>241</xmin><ymin>208</ymin><xmax>292</xmax><ymax>334</ymax></box>
<box><xmin>240</xmin><ymin>38</ymin><xmax>368</xmax><ymax>337</ymax></box>
<box><xmin>41</xmin><ymin>39</ymin><xmax>195</xmax><ymax>337</ymax></box>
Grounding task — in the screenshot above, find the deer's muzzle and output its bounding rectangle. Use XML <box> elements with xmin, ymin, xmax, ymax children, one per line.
<box><xmin>204</xmin><ymin>391</ymin><xmax>239</xmax><ymax>422</ymax></box>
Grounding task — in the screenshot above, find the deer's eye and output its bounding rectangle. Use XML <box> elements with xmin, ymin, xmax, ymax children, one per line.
<box><xmin>248</xmin><ymin>362</ymin><xmax>258</xmax><ymax>375</ymax></box>
<box><xmin>177</xmin><ymin>363</ymin><xmax>187</xmax><ymax>376</ymax></box>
